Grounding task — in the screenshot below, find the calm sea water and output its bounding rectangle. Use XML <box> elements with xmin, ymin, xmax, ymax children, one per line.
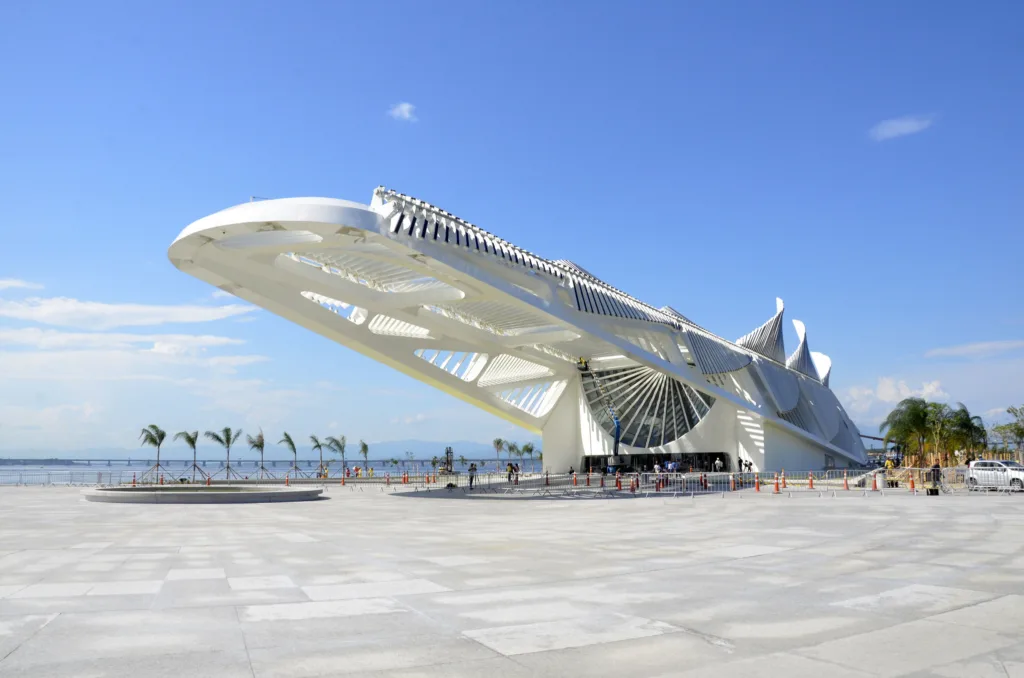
<box><xmin>0</xmin><ymin>458</ymin><xmax>511</xmax><ymax>483</ymax></box>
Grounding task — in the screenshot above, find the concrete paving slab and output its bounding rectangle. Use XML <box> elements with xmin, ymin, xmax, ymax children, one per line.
<box><xmin>797</xmin><ymin>619</ymin><xmax>1018</xmax><ymax>677</ymax></box>
<box><xmin>1</xmin><ymin>487</ymin><xmax>1023</xmax><ymax>677</ymax></box>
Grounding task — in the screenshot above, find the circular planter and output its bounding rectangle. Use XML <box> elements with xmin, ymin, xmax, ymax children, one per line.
<box><xmin>82</xmin><ymin>485</ymin><xmax>323</xmax><ymax>504</ymax></box>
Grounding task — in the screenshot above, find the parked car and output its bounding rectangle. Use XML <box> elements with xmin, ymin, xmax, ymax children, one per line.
<box><xmin>967</xmin><ymin>460</ymin><xmax>1024</xmax><ymax>491</ymax></box>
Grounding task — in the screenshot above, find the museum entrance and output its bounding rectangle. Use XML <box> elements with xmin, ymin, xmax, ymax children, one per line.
<box><xmin>593</xmin><ymin>452</ymin><xmax>731</xmax><ymax>473</ymax></box>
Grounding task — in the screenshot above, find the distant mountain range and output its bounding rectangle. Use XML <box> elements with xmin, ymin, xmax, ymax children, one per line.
<box><xmin>0</xmin><ymin>439</ymin><xmax>539</xmax><ymax>462</ymax></box>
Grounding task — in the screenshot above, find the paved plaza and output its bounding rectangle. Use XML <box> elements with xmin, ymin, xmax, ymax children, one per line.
<box><xmin>1</xmin><ymin>488</ymin><xmax>1023</xmax><ymax>677</ymax></box>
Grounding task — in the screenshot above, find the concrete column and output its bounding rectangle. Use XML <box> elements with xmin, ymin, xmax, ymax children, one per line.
<box><xmin>541</xmin><ymin>378</ymin><xmax>582</xmax><ymax>473</ymax></box>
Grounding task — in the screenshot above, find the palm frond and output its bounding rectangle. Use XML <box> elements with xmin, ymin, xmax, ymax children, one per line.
<box><xmin>247</xmin><ymin>429</ymin><xmax>265</xmax><ymax>452</ymax></box>
<box><xmin>174</xmin><ymin>430</ymin><xmax>199</xmax><ymax>450</ymax></box>
<box><xmin>204</xmin><ymin>430</ymin><xmax>227</xmax><ymax>447</ymax></box>
<box><xmin>279</xmin><ymin>432</ymin><xmax>297</xmax><ymax>455</ymax></box>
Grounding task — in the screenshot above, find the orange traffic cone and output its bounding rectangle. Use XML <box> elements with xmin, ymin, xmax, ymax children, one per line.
<box><xmin>730</xmin><ymin>474</ymin><xmax>736</xmax><ymax>491</ymax></box>
<box><xmin>285</xmin><ymin>474</ymin><xmax>289</xmax><ymax>486</ymax></box>
<box><xmin>843</xmin><ymin>470</ymin><xmax>849</xmax><ymax>491</ymax></box>
<box><xmin>808</xmin><ymin>472</ymin><xmax>814</xmax><ymax>490</ymax></box>
<box><xmin>755</xmin><ymin>474</ymin><xmax>761</xmax><ymax>492</ymax></box>
<box><xmin>781</xmin><ymin>470</ymin><xmax>787</xmax><ymax>489</ymax></box>
<box><xmin>909</xmin><ymin>473</ymin><xmax>916</xmax><ymax>492</ymax></box>
<box><xmin>773</xmin><ymin>473</ymin><xmax>780</xmax><ymax>494</ymax></box>
<box><xmin>160</xmin><ymin>474</ymin><xmax>164</xmax><ymax>486</ymax></box>
<box><xmin>871</xmin><ymin>473</ymin><xmax>878</xmax><ymax>492</ymax></box>
<box><xmin>206</xmin><ymin>475</ymin><xmax>211</xmax><ymax>486</ymax></box>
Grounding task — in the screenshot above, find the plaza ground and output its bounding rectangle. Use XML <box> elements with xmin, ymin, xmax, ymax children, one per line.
<box><xmin>1</xmin><ymin>488</ymin><xmax>1023</xmax><ymax>677</ymax></box>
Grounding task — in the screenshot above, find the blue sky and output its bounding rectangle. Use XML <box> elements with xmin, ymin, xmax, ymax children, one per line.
<box><xmin>1</xmin><ymin>1</ymin><xmax>1021</xmax><ymax>453</ymax></box>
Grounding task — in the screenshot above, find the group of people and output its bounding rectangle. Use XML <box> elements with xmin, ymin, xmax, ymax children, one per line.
<box><xmin>506</xmin><ymin>461</ymin><xmax>522</xmax><ymax>485</ymax></box>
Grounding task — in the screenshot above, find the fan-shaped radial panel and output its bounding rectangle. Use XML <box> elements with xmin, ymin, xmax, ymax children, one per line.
<box><xmin>830</xmin><ymin>415</ymin><xmax>854</xmax><ymax>453</ymax></box>
<box><xmin>786</xmin><ymin>320</ymin><xmax>820</xmax><ymax>380</ymax></box>
<box><xmin>798</xmin><ymin>378</ymin><xmax>840</xmax><ymax>441</ymax></box>
<box><xmin>754</xmin><ymin>359</ymin><xmax>799</xmax><ymax>413</ymax></box>
<box><xmin>811</xmin><ymin>351</ymin><xmax>832</xmax><ymax>388</ymax></box>
<box><xmin>581</xmin><ymin>366</ymin><xmax>715</xmax><ymax>449</ymax></box>
<box><xmin>736</xmin><ymin>298</ymin><xmax>785</xmax><ymax>363</ymax></box>
<box><xmin>683</xmin><ymin>330</ymin><xmax>752</xmax><ymax>375</ymax></box>
<box><xmin>778</xmin><ymin>394</ymin><xmax>822</xmax><ymax>437</ymax></box>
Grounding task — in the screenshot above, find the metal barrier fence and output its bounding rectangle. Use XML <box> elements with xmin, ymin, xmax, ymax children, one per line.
<box><xmin>1</xmin><ymin>466</ymin><xmax>1017</xmax><ymax>496</ymax></box>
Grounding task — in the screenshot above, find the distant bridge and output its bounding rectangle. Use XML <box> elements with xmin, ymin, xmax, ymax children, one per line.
<box><xmin>0</xmin><ymin>458</ymin><xmax>486</xmax><ymax>468</ymax></box>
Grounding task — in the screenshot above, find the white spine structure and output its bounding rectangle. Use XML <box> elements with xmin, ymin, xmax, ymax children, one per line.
<box><xmin>169</xmin><ymin>188</ymin><xmax>867</xmax><ymax>472</ymax></box>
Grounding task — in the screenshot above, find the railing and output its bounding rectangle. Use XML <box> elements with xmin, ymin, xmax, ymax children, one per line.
<box><xmin>2</xmin><ymin>466</ymin><xmax>1016</xmax><ymax>497</ymax></box>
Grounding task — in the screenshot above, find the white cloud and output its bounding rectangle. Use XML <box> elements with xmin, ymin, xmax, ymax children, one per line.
<box><xmin>390</xmin><ymin>412</ymin><xmax>431</xmax><ymax>426</ymax></box>
<box><xmin>984</xmin><ymin>407</ymin><xmax>1010</xmax><ymax>423</ymax></box>
<box><xmin>0</xmin><ymin>402</ymin><xmax>101</xmax><ymax>432</ymax></box>
<box><xmin>0</xmin><ymin>279</ymin><xmax>43</xmax><ymax>290</ymax></box>
<box><xmin>0</xmin><ymin>348</ymin><xmax>266</xmax><ymax>381</ymax></box>
<box><xmin>868</xmin><ymin>115</ymin><xmax>933</xmax><ymax>141</ymax></box>
<box><xmin>876</xmin><ymin>377</ymin><xmax>947</xmax><ymax>403</ymax></box>
<box><xmin>0</xmin><ymin>296</ymin><xmax>255</xmax><ymax>329</ymax></box>
<box><xmin>841</xmin><ymin>377</ymin><xmax>948</xmax><ymax>428</ymax></box>
<box><xmin>210</xmin><ymin>289</ymin><xmax>236</xmax><ymax>299</ymax></box>
<box><xmin>0</xmin><ymin>327</ymin><xmax>244</xmax><ymax>353</ymax></box>
<box><xmin>925</xmin><ymin>340</ymin><xmax>1024</xmax><ymax>359</ymax></box>
<box><xmin>388</xmin><ymin>102</ymin><xmax>417</xmax><ymax>122</ymax></box>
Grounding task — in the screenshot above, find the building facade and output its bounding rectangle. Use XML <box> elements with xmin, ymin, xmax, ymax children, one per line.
<box><xmin>169</xmin><ymin>188</ymin><xmax>867</xmax><ymax>473</ymax></box>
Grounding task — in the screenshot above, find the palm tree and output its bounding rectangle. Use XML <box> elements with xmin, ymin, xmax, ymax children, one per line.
<box><xmin>325</xmin><ymin>435</ymin><xmax>346</xmax><ymax>477</ymax></box>
<box><xmin>359</xmin><ymin>439</ymin><xmax>369</xmax><ymax>468</ymax></box>
<box><xmin>1008</xmin><ymin>405</ymin><xmax>1024</xmax><ymax>462</ymax></box>
<box><xmin>139</xmin><ymin>424</ymin><xmax>167</xmax><ymax>482</ymax></box>
<box><xmin>247</xmin><ymin>429</ymin><xmax>267</xmax><ymax>477</ymax></box>
<box><xmin>492</xmin><ymin>438</ymin><xmax>504</xmax><ymax>472</ymax></box>
<box><xmin>279</xmin><ymin>431</ymin><xmax>301</xmax><ymax>477</ymax></box>
<box><xmin>880</xmin><ymin>398</ymin><xmax>930</xmax><ymax>466</ymax></box>
<box><xmin>457</xmin><ymin>454</ymin><xmax>467</xmax><ymax>469</ymax></box>
<box><xmin>927</xmin><ymin>403</ymin><xmax>954</xmax><ymax>466</ymax></box>
<box><xmin>204</xmin><ymin>427</ymin><xmax>242</xmax><ymax>479</ymax></box>
<box><xmin>174</xmin><ymin>430</ymin><xmax>203</xmax><ymax>482</ymax></box>
<box><xmin>506</xmin><ymin>442</ymin><xmax>520</xmax><ymax>467</ymax></box>
<box><xmin>949</xmin><ymin>404</ymin><xmax>985</xmax><ymax>463</ymax></box>
<box><xmin>431</xmin><ymin>455</ymin><xmax>440</xmax><ymax>473</ymax></box>
<box><xmin>310</xmin><ymin>435</ymin><xmax>326</xmax><ymax>478</ymax></box>
<box><xmin>521</xmin><ymin>442</ymin><xmax>535</xmax><ymax>473</ymax></box>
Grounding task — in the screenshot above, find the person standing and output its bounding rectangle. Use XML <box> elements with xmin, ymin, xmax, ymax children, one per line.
<box><xmin>468</xmin><ymin>463</ymin><xmax>477</xmax><ymax>490</ymax></box>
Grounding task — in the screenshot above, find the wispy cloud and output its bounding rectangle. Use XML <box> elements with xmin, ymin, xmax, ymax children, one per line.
<box><xmin>388</xmin><ymin>102</ymin><xmax>417</xmax><ymax>122</ymax></box>
<box><xmin>984</xmin><ymin>406</ymin><xmax>1010</xmax><ymax>422</ymax></box>
<box><xmin>210</xmin><ymin>289</ymin><xmax>236</xmax><ymax>299</ymax></box>
<box><xmin>0</xmin><ymin>279</ymin><xmax>43</xmax><ymax>290</ymax></box>
<box><xmin>842</xmin><ymin>376</ymin><xmax>948</xmax><ymax>426</ymax></box>
<box><xmin>868</xmin><ymin>115</ymin><xmax>933</xmax><ymax>141</ymax></box>
<box><xmin>0</xmin><ymin>327</ymin><xmax>244</xmax><ymax>353</ymax></box>
<box><xmin>925</xmin><ymin>340</ymin><xmax>1024</xmax><ymax>359</ymax></box>
<box><xmin>0</xmin><ymin>297</ymin><xmax>256</xmax><ymax>330</ymax></box>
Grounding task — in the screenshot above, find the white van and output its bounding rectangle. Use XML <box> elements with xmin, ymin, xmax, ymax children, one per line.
<box><xmin>967</xmin><ymin>460</ymin><xmax>1024</xmax><ymax>491</ymax></box>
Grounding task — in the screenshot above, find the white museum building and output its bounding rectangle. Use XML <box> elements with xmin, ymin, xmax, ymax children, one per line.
<box><xmin>169</xmin><ymin>188</ymin><xmax>868</xmax><ymax>473</ymax></box>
